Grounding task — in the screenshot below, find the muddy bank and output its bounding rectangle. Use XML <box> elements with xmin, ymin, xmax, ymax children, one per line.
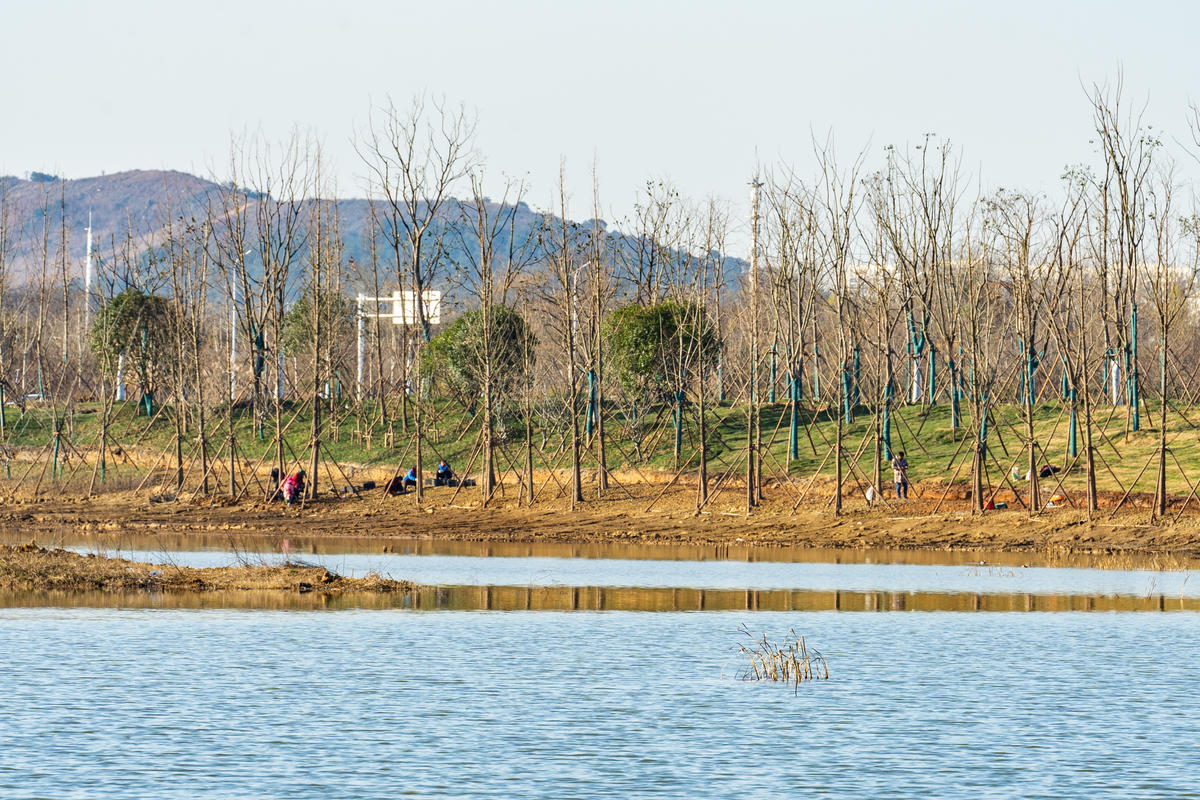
<box><xmin>2</xmin><ymin>482</ymin><xmax>1200</xmax><ymax>561</ymax></box>
<box><xmin>0</xmin><ymin>543</ymin><xmax>413</xmax><ymax>594</ymax></box>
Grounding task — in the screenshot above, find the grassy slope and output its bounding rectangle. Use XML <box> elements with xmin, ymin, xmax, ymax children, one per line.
<box><xmin>0</xmin><ymin>394</ymin><xmax>1192</xmax><ymax>497</ymax></box>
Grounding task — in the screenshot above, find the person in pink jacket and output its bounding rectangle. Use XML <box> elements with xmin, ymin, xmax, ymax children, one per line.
<box><xmin>282</xmin><ymin>468</ymin><xmax>306</xmax><ymax>505</ymax></box>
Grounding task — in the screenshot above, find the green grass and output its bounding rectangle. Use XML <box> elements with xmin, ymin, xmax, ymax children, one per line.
<box><xmin>0</xmin><ymin>392</ymin><xmax>1195</xmax><ymax>498</ymax></box>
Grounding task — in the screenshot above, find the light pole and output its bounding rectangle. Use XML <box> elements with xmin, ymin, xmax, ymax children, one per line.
<box><xmin>83</xmin><ymin>212</ymin><xmax>93</xmax><ymax>332</ymax></box>
<box><xmin>356</xmin><ymin>294</ymin><xmax>366</xmax><ymax>401</ymax></box>
<box><xmin>230</xmin><ymin>281</ymin><xmax>238</xmax><ymax>402</ymax></box>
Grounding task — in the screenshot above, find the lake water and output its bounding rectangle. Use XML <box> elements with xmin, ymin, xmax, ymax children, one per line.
<box><xmin>60</xmin><ymin>546</ymin><xmax>1200</xmax><ymax>598</ymax></box>
<box><xmin>11</xmin><ymin>529</ymin><xmax>1197</xmax><ymax>597</ymax></box>
<box><xmin>2</xmin><ymin>608</ymin><xmax>1198</xmax><ymax>798</ymax></box>
<box><xmin>4</xmin><ymin>534</ymin><xmax>1200</xmax><ymax>796</ymax></box>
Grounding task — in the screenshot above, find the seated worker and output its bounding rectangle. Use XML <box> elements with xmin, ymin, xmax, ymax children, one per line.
<box><xmin>402</xmin><ymin>466</ymin><xmax>419</xmax><ymax>490</ymax></box>
<box><xmin>434</xmin><ymin>459</ymin><xmax>455</xmax><ymax>487</ymax></box>
<box><xmin>282</xmin><ymin>468</ymin><xmax>306</xmax><ymax>505</ymax></box>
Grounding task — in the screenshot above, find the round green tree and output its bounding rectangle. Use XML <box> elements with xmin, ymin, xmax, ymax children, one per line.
<box><xmin>427</xmin><ymin>305</ymin><xmax>536</xmax><ymax>408</ymax></box>
<box><xmin>87</xmin><ymin>289</ymin><xmax>177</xmax><ymax>414</ymax></box>
<box><xmin>603</xmin><ymin>301</ymin><xmax>719</xmax><ymax>400</ymax></box>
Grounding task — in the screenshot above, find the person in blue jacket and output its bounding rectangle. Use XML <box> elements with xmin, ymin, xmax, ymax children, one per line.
<box><xmin>434</xmin><ymin>459</ymin><xmax>455</xmax><ymax>487</ymax></box>
<box><xmin>402</xmin><ymin>465</ymin><xmax>419</xmax><ymax>491</ymax></box>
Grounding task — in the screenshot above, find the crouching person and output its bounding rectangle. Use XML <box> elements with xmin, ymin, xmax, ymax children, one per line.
<box><xmin>282</xmin><ymin>468</ymin><xmax>306</xmax><ymax>506</ymax></box>
<box><xmin>402</xmin><ymin>466</ymin><xmax>419</xmax><ymax>491</ymax></box>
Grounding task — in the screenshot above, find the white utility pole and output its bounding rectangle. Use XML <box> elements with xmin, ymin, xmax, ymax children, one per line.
<box><xmin>277</xmin><ymin>351</ymin><xmax>285</xmax><ymax>401</ymax></box>
<box><xmin>356</xmin><ymin>294</ymin><xmax>366</xmax><ymax>401</ymax></box>
<box><xmin>84</xmin><ymin>212</ymin><xmax>93</xmax><ymax>331</ymax></box>
<box><xmin>115</xmin><ymin>353</ymin><xmax>126</xmax><ymax>402</ymax></box>
<box><xmin>230</xmin><ymin>284</ymin><xmax>238</xmax><ymax>402</ymax></box>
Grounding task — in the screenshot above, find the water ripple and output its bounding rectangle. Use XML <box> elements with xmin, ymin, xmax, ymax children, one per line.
<box><xmin>1</xmin><ymin>610</ymin><xmax>1198</xmax><ymax>798</ymax></box>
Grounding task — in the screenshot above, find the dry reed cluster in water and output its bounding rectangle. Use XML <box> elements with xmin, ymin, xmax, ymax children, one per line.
<box><xmin>736</xmin><ymin>624</ymin><xmax>829</xmax><ymax>692</ymax></box>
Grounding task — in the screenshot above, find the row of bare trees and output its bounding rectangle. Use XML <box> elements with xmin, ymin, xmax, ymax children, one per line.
<box><xmin>1</xmin><ymin>83</ymin><xmax>1200</xmax><ymax>519</ymax></box>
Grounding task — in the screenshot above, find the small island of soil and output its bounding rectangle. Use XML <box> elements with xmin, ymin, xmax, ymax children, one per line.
<box><xmin>0</xmin><ymin>542</ymin><xmax>412</xmax><ymax>595</ymax></box>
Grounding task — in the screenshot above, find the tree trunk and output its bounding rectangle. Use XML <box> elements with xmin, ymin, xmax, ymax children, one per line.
<box><xmin>1026</xmin><ymin>387</ymin><xmax>1039</xmax><ymax>516</ymax></box>
<box><xmin>482</xmin><ymin>368</ymin><xmax>495</xmax><ymax>502</ymax></box>
<box><xmin>568</xmin><ymin>355</ymin><xmax>583</xmax><ymax>507</ymax></box>
<box><xmin>414</xmin><ymin>330</ymin><xmax>424</xmax><ymax>504</ymax></box>
<box><xmin>834</xmin><ymin>372</ymin><xmax>844</xmax><ymax>515</ymax></box>
<box><xmin>1154</xmin><ymin>324</ymin><xmax>1167</xmax><ymax>518</ymax></box>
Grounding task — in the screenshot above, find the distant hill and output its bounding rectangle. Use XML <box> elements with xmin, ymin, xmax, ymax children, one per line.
<box><xmin>0</xmin><ymin>170</ymin><xmax>741</xmax><ymax>296</ymax></box>
<box><xmin>1</xmin><ymin>171</ymin><xmax>216</xmax><ymax>268</ymax></box>
<box><xmin>0</xmin><ymin>170</ymin><xmax>572</xmax><ymax>278</ymax></box>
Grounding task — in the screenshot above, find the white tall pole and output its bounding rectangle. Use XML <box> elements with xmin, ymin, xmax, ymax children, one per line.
<box><xmin>230</xmin><ymin>286</ymin><xmax>238</xmax><ymax>402</ymax></box>
<box><xmin>356</xmin><ymin>294</ymin><xmax>365</xmax><ymax>402</ymax></box>
<box><xmin>115</xmin><ymin>353</ymin><xmax>126</xmax><ymax>402</ymax></box>
<box><xmin>83</xmin><ymin>212</ymin><xmax>93</xmax><ymax>331</ymax></box>
<box><xmin>1110</xmin><ymin>356</ymin><xmax>1120</xmax><ymax>406</ymax></box>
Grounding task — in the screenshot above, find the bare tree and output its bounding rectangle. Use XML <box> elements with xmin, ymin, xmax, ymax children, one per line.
<box><xmin>985</xmin><ymin>189</ymin><xmax>1052</xmax><ymax>515</ymax></box>
<box><xmin>1088</xmin><ymin>75</ymin><xmax>1156</xmax><ymax>433</ymax></box>
<box><xmin>0</xmin><ymin>177</ymin><xmax>16</xmax><ymax>438</ymax></box>
<box><xmin>212</xmin><ymin>131</ymin><xmax>314</xmax><ymax>489</ymax></box>
<box><xmin>1037</xmin><ymin>170</ymin><xmax>1096</xmax><ymax>511</ymax></box>
<box><xmin>765</xmin><ymin>171</ymin><xmax>824</xmax><ymax>465</ymax></box>
<box><xmin>538</xmin><ymin>164</ymin><xmax>588</xmax><ymax>507</ymax></box>
<box><xmin>450</xmin><ymin>171</ymin><xmax>535</xmax><ymax>501</ymax></box>
<box><xmin>359</xmin><ymin>95</ymin><xmax>476</xmax><ymax>500</ymax></box>
<box><xmin>1143</xmin><ymin>166</ymin><xmax>1196</xmax><ymax>517</ymax></box>
<box><xmin>960</xmin><ymin>200</ymin><xmax>1012</xmax><ymax>513</ymax></box>
<box><xmin>811</xmin><ymin>141</ymin><xmax>865</xmax><ymax>515</ymax></box>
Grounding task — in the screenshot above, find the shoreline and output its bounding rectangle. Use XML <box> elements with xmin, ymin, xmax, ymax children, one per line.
<box><xmin>5</xmin><ymin>544</ymin><xmax>1198</xmax><ymax>614</ymax></box>
<box><xmin>1</xmin><ymin>486</ymin><xmax>1200</xmax><ymax>565</ymax></box>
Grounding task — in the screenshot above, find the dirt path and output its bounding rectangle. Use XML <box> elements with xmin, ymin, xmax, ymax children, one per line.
<box><xmin>2</xmin><ymin>483</ymin><xmax>1200</xmax><ymax>561</ymax></box>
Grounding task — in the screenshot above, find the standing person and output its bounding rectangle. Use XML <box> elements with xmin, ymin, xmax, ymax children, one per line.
<box><xmin>891</xmin><ymin>451</ymin><xmax>909</xmax><ymax>499</ymax></box>
<box><xmin>282</xmin><ymin>468</ymin><xmax>306</xmax><ymax>506</ymax></box>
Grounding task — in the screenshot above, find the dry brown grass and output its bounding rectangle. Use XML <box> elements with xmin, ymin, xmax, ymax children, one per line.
<box><xmin>736</xmin><ymin>625</ymin><xmax>829</xmax><ymax>692</ymax></box>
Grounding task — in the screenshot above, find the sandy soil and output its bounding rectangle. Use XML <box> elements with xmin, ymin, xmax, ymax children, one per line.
<box><xmin>2</xmin><ymin>477</ymin><xmax>1200</xmax><ymax>561</ymax></box>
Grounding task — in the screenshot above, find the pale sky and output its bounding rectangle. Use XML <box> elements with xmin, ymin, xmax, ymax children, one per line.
<box><xmin>3</xmin><ymin>0</ymin><xmax>1199</xmax><ymax>241</ymax></box>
